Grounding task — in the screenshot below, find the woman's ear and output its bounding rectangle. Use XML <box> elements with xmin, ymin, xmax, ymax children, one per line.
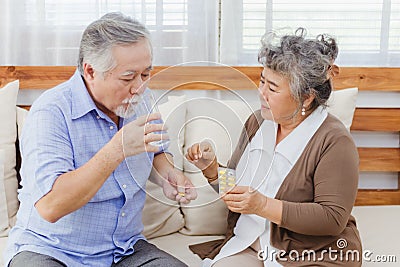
<box><xmin>329</xmin><ymin>64</ymin><xmax>340</xmax><ymax>78</ymax></box>
<box><xmin>303</xmin><ymin>93</ymin><xmax>315</xmax><ymax>109</ymax></box>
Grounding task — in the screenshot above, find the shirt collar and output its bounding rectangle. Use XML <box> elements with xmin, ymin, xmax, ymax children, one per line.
<box><xmin>70</xmin><ymin>69</ymin><xmax>102</xmax><ymax>120</ymax></box>
<box><xmin>276</xmin><ymin>106</ymin><xmax>327</xmax><ymax>165</ymax></box>
<box><xmin>250</xmin><ymin>106</ymin><xmax>327</xmax><ymax>165</ymax></box>
<box><xmin>250</xmin><ymin>119</ymin><xmax>276</xmax><ymax>154</ymax></box>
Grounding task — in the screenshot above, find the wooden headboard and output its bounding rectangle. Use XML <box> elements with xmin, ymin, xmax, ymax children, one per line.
<box><xmin>1</xmin><ymin>66</ymin><xmax>399</xmax><ymax>206</ymax></box>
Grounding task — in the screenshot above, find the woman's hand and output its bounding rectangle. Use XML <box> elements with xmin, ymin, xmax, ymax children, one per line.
<box><xmin>185</xmin><ymin>141</ymin><xmax>219</xmax><ymax>182</ymax></box>
<box><xmin>185</xmin><ymin>141</ymin><xmax>216</xmax><ymax>170</ymax></box>
<box><xmin>222</xmin><ymin>186</ymin><xmax>268</xmax><ymax>216</ymax></box>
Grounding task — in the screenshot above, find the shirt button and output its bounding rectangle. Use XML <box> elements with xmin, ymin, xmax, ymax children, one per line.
<box><xmin>121</xmin><ymin>212</ymin><xmax>126</xmax><ymax>217</ymax></box>
<box><xmin>96</xmin><ymin>115</ymin><xmax>100</xmax><ymax>119</ymax></box>
<box><xmin>122</xmin><ymin>184</ymin><xmax>127</xmax><ymax>189</ymax></box>
<box><xmin>110</xmin><ymin>126</ymin><xmax>114</xmax><ymax>130</ymax></box>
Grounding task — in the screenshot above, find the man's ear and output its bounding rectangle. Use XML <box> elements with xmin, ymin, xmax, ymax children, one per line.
<box><xmin>83</xmin><ymin>63</ymin><xmax>95</xmax><ymax>81</ymax></box>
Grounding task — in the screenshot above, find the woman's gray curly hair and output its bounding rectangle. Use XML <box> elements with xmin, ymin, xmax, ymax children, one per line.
<box><xmin>258</xmin><ymin>28</ymin><xmax>338</xmax><ymax>114</ymax></box>
<box><xmin>77</xmin><ymin>12</ymin><xmax>152</xmax><ymax>75</ymax></box>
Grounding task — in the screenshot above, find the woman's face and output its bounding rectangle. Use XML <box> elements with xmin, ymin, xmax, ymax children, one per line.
<box><xmin>258</xmin><ymin>67</ymin><xmax>301</xmax><ymax>125</ymax></box>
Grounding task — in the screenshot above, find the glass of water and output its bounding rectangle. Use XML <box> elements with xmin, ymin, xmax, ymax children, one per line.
<box><xmin>133</xmin><ymin>91</ymin><xmax>170</xmax><ymax>150</ymax></box>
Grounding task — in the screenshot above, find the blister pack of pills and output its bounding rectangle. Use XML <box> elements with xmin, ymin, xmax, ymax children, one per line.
<box><xmin>218</xmin><ymin>167</ymin><xmax>236</xmax><ymax>194</ymax></box>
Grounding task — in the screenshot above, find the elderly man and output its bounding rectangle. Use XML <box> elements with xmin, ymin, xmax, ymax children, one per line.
<box><xmin>5</xmin><ymin>12</ymin><xmax>195</xmax><ymax>267</ymax></box>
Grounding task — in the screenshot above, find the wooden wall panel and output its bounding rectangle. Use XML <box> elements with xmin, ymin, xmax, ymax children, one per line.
<box><xmin>2</xmin><ymin>66</ymin><xmax>400</xmax><ymax>92</ymax></box>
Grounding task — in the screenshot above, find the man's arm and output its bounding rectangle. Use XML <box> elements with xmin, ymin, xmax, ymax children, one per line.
<box><xmin>35</xmin><ymin>113</ymin><xmax>164</xmax><ymax>223</ymax></box>
<box><xmin>35</xmin><ymin>137</ymin><xmax>123</xmax><ymax>223</ymax></box>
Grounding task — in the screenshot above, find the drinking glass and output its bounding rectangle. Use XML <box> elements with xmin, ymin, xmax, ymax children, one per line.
<box><xmin>131</xmin><ymin>92</ymin><xmax>170</xmax><ymax>150</ymax></box>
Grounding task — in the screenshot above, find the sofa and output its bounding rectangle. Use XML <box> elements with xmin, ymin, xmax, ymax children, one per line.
<box><xmin>1</xmin><ymin>79</ymin><xmax>399</xmax><ymax>267</ymax></box>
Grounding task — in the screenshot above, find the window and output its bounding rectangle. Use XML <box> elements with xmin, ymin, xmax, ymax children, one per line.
<box><xmin>1</xmin><ymin>0</ymin><xmax>217</xmax><ymax>65</ymax></box>
<box><xmin>221</xmin><ymin>0</ymin><xmax>400</xmax><ymax>66</ymax></box>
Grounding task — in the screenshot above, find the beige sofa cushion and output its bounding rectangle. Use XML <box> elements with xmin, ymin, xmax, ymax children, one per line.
<box><xmin>327</xmin><ymin>87</ymin><xmax>358</xmax><ymax>130</ymax></box>
<box><xmin>16</xmin><ymin>107</ymin><xmax>28</xmax><ymax>138</ymax></box>
<box><xmin>0</xmin><ymin>236</ymin><xmax>8</xmax><ymax>266</ymax></box>
<box><xmin>179</xmin><ymin>172</ymin><xmax>228</xmax><ymax>235</ymax></box>
<box><xmin>352</xmin><ymin>206</ymin><xmax>400</xmax><ymax>267</ymax></box>
<box><xmin>0</xmin><ymin>80</ymin><xmax>19</xmax><ymax>237</ymax></box>
<box><xmin>181</xmin><ymin>98</ymin><xmax>256</xmax><ymax>235</ymax></box>
<box><xmin>0</xmin><ymin>154</ymin><xmax>7</xmax><ymax>235</ymax></box>
<box><xmin>149</xmin><ymin>232</ymin><xmax>224</xmax><ymax>266</ymax></box>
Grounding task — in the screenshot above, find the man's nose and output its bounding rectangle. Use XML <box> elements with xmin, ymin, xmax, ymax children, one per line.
<box><xmin>129</xmin><ymin>76</ymin><xmax>146</xmax><ymax>95</ymax></box>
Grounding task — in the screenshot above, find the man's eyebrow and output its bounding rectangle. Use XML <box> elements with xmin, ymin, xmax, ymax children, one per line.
<box><xmin>120</xmin><ymin>66</ymin><xmax>153</xmax><ymax>77</ymax></box>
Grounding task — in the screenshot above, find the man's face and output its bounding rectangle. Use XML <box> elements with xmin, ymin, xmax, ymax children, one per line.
<box><xmin>87</xmin><ymin>39</ymin><xmax>153</xmax><ymax>118</ymax></box>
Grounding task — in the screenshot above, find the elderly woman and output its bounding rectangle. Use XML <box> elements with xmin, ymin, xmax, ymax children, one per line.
<box><xmin>186</xmin><ymin>28</ymin><xmax>362</xmax><ymax>267</ymax></box>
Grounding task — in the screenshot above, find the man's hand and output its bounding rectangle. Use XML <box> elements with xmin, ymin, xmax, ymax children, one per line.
<box><xmin>161</xmin><ymin>168</ymin><xmax>197</xmax><ymax>204</ymax></box>
<box><xmin>222</xmin><ymin>186</ymin><xmax>267</xmax><ymax>216</ymax></box>
<box><xmin>114</xmin><ymin>112</ymin><xmax>168</xmax><ymax>158</ymax></box>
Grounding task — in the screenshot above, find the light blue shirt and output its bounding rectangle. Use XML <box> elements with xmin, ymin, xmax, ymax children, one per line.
<box><xmin>4</xmin><ymin>70</ymin><xmax>167</xmax><ymax>267</ymax></box>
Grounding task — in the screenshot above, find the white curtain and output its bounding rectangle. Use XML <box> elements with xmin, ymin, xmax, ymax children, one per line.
<box><xmin>0</xmin><ymin>0</ymin><xmax>218</xmax><ymax>66</ymax></box>
<box><xmin>1</xmin><ymin>0</ymin><xmax>399</xmax><ymax>67</ymax></box>
<box><xmin>220</xmin><ymin>0</ymin><xmax>400</xmax><ymax>66</ymax></box>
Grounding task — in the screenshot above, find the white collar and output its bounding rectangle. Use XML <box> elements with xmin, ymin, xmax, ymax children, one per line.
<box><xmin>250</xmin><ymin>106</ymin><xmax>327</xmax><ymax>165</ymax></box>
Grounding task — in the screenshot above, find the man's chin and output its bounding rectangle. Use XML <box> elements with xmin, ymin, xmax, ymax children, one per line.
<box><xmin>115</xmin><ymin>106</ymin><xmax>135</xmax><ymax>119</ymax></box>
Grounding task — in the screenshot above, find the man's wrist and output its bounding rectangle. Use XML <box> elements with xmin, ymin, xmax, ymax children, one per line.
<box><xmin>104</xmin><ymin>137</ymin><xmax>124</xmax><ymax>164</ymax></box>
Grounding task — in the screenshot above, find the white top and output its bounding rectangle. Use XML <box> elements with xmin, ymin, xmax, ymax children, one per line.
<box><xmin>203</xmin><ymin>106</ymin><xmax>327</xmax><ymax>267</ymax></box>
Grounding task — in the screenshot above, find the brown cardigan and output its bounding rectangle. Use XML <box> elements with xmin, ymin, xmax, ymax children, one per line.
<box><xmin>190</xmin><ymin>110</ymin><xmax>362</xmax><ymax>266</ymax></box>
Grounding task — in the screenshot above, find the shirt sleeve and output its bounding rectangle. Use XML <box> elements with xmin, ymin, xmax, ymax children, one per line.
<box><xmin>20</xmin><ymin>106</ymin><xmax>74</xmax><ymax>204</ymax></box>
<box><xmin>279</xmin><ymin>135</ymin><xmax>359</xmax><ymax>236</ymax></box>
<box><xmin>152</xmin><ymin>116</ymin><xmax>172</xmax><ymax>157</ymax></box>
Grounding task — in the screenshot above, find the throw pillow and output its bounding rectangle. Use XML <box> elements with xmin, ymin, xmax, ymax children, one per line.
<box><xmin>0</xmin><ymin>80</ymin><xmax>19</xmax><ymax>237</ymax></box>
<box><xmin>181</xmin><ymin>98</ymin><xmax>257</xmax><ymax>235</ymax></box>
<box><xmin>327</xmin><ymin>87</ymin><xmax>358</xmax><ymax>131</ymax></box>
<box><xmin>0</xmin><ymin>150</ymin><xmax>7</xmax><ymax>235</ymax></box>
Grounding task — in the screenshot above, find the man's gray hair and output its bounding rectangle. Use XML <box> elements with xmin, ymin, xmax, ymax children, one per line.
<box><xmin>258</xmin><ymin>28</ymin><xmax>338</xmax><ymax>115</ymax></box>
<box><xmin>77</xmin><ymin>12</ymin><xmax>152</xmax><ymax>75</ymax></box>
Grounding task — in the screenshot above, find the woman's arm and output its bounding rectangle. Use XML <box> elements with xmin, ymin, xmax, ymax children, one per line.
<box><xmin>279</xmin><ymin>135</ymin><xmax>359</xmax><ymax>236</ymax></box>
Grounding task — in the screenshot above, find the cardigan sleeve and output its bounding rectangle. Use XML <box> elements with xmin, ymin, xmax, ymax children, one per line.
<box><xmin>279</xmin><ymin>134</ymin><xmax>359</xmax><ymax>236</ymax></box>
